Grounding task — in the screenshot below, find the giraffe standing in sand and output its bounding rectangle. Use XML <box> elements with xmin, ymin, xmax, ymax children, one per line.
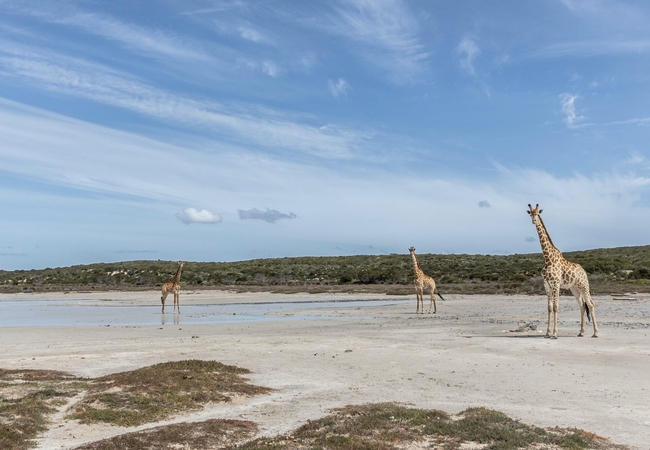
<box><xmin>527</xmin><ymin>204</ymin><xmax>598</xmax><ymax>338</ymax></box>
<box><xmin>409</xmin><ymin>247</ymin><xmax>445</xmax><ymax>314</ymax></box>
<box><xmin>161</xmin><ymin>261</ymin><xmax>184</xmax><ymax>314</ymax></box>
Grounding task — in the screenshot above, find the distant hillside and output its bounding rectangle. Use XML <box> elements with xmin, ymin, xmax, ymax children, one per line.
<box><xmin>2</xmin><ymin>245</ymin><xmax>650</xmax><ymax>294</ymax></box>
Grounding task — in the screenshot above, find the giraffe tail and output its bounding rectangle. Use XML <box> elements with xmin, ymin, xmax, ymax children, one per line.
<box><xmin>585</xmin><ymin>304</ymin><xmax>591</xmax><ymax>323</ymax></box>
<box><xmin>436</xmin><ymin>291</ymin><xmax>446</xmax><ymax>301</ymax></box>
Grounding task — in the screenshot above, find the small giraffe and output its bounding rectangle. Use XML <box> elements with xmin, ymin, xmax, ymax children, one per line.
<box><xmin>527</xmin><ymin>204</ymin><xmax>598</xmax><ymax>339</ymax></box>
<box><xmin>409</xmin><ymin>247</ymin><xmax>445</xmax><ymax>314</ymax></box>
<box><xmin>161</xmin><ymin>261</ymin><xmax>184</xmax><ymax>314</ymax></box>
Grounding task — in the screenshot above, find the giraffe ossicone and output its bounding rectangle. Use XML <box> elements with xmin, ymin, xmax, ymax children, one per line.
<box><xmin>527</xmin><ymin>204</ymin><xmax>598</xmax><ymax>338</ymax></box>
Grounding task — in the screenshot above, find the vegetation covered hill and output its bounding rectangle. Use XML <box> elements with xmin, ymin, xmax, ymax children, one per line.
<box><xmin>2</xmin><ymin>245</ymin><xmax>650</xmax><ymax>294</ymax></box>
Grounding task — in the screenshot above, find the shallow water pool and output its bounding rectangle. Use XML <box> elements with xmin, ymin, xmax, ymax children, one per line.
<box><xmin>0</xmin><ymin>299</ymin><xmax>403</xmax><ymax>327</ymax></box>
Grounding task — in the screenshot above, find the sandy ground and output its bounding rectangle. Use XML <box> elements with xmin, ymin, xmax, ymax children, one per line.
<box><xmin>1</xmin><ymin>290</ymin><xmax>649</xmax><ymax>450</ymax></box>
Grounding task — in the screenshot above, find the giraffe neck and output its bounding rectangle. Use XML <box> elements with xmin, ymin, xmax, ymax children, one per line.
<box><xmin>172</xmin><ymin>265</ymin><xmax>183</xmax><ymax>283</ymax></box>
<box><xmin>410</xmin><ymin>253</ymin><xmax>423</xmax><ymax>277</ymax></box>
<box><xmin>534</xmin><ymin>217</ymin><xmax>561</xmax><ymax>264</ymax></box>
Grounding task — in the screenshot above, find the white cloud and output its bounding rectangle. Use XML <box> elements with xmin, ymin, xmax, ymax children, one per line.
<box><xmin>457</xmin><ymin>36</ymin><xmax>480</xmax><ymax>76</ymax></box>
<box><xmin>606</xmin><ymin>117</ymin><xmax>650</xmax><ymax>127</ymax></box>
<box><xmin>262</xmin><ymin>60</ymin><xmax>280</xmax><ymax>77</ymax></box>
<box><xmin>327</xmin><ymin>0</ymin><xmax>428</xmax><ymax>84</ymax></box>
<box><xmin>238</xmin><ymin>26</ymin><xmax>263</xmax><ymax>42</ymax></box>
<box><xmin>18</xmin><ymin>6</ymin><xmax>209</xmax><ymax>61</ymax></box>
<box><xmin>3</xmin><ymin>99</ymin><xmax>650</xmax><ymax>261</ymax></box>
<box><xmin>560</xmin><ymin>93</ymin><xmax>583</xmax><ymax>127</ymax></box>
<box><xmin>478</xmin><ymin>200</ymin><xmax>490</xmax><ymax>208</ymax></box>
<box><xmin>328</xmin><ymin>78</ymin><xmax>350</xmax><ymax>97</ymax></box>
<box><xmin>238</xmin><ymin>208</ymin><xmax>297</xmax><ymax>223</ymax></box>
<box><xmin>559</xmin><ymin>0</ymin><xmax>601</xmax><ymax>13</ymax></box>
<box><xmin>529</xmin><ymin>40</ymin><xmax>650</xmax><ymax>59</ymax></box>
<box><xmin>176</xmin><ymin>208</ymin><xmax>222</xmax><ymax>224</ymax></box>
<box><xmin>181</xmin><ymin>2</ymin><xmax>247</xmax><ymax>15</ymax></box>
<box><xmin>0</xmin><ymin>43</ymin><xmax>361</xmax><ymax>158</ymax></box>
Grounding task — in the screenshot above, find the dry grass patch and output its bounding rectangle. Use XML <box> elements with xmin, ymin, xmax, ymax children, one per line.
<box><xmin>70</xmin><ymin>360</ymin><xmax>272</xmax><ymax>427</ymax></box>
<box><xmin>231</xmin><ymin>403</ymin><xmax>629</xmax><ymax>450</ymax></box>
<box><xmin>73</xmin><ymin>418</ymin><xmax>258</xmax><ymax>450</ymax></box>
<box><xmin>0</xmin><ymin>369</ymin><xmax>83</xmax><ymax>450</ymax></box>
<box><xmin>0</xmin><ymin>361</ymin><xmax>270</xmax><ymax>450</ymax></box>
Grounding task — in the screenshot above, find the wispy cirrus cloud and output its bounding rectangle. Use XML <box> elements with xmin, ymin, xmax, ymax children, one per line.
<box><xmin>238</xmin><ymin>208</ymin><xmax>297</xmax><ymax>223</ymax></box>
<box><xmin>528</xmin><ymin>39</ymin><xmax>650</xmax><ymax>59</ymax></box>
<box><xmin>176</xmin><ymin>208</ymin><xmax>222</xmax><ymax>224</ymax></box>
<box><xmin>457</xmin><ymin>36</ymin><xmax>480</xmax><ymax>75</ymax></box>
<box><xmin>0</xmin><ymin>43</ymin><xmax>362</xmax><ymax>158</ymax></box>
<box><xmin>529</xmin><ymin>1</ymin><xmax>650</xmax><ymax>59</ymax></box>
<box><xmin>262</xmin><ymin>60</ymin><xmax>280</xmax><ymax>77</ymax></box>
<box><xmin>560</xmin><ymin>93</ymin><xmax>583</xmax><ymax>128</ymax></box>
<box><xmin>606</xmin><ymin>117</ymin><xmax>650</xmax><ymax>127</ymax></box>
<box><xmin>328</xmin><ymin>78</ymin><xmax>350</xmax><ymax>97</ymax></box>
<box><xmin>326</xmin><ymin>0</ymin><xmax>428</xmax><ymax>84</ymax></box>
<box><xmin>4</xmin><ymin>97</ymin><xmax>650</xmax><ymax>262</ymax></box>
<box><xmin>559</xmin><ymin>0</ymin><xmax>644</xmax><ymax>25</ymax></box>
<box><xmin>11</xmin><ymin>5</ymin><xmax>210</xmax><ymax>61</ymax></box>
<box><xmin>559</xmin><ymin>0</ymin><xmax>604</xmax><ymax>14</ymax></box>
<box><xmin>57</xmin><ymin>14</ymin><xmax>209</xmax><ymax>61</ymax></box>
<box><xmin>238</xmin><ymin>26</ymin><xmax>264</xmax><ymax>42</ymax></box>
<box><xmin>181</xmin><ymin>1</ymin><xmax>247</xmax><ymax>16</ymax></box>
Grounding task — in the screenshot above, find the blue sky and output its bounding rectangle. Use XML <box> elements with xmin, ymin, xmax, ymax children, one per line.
<box><xmin>2</xmin><ymin>0</ymin><xmax>650</xmax><ymax>269</ymax></box>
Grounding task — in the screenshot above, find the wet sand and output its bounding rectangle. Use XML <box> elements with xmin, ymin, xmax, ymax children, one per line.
<box><xmin>0</xmin><ymin>290</ymin><xmax>648</xmax><ymax>449</ymax></box>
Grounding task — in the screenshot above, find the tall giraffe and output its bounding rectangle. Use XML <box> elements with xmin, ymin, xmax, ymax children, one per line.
<box><xmin>409</xmin><ymin>247</ymin><xmax>445</xmax><ymax>314</ymax></box>
<box><xmin>527</xmin><ymin>204</ymin><xmax>598</xmax><ymax>338</ymax></box>
<box><xmin>161</xmin><ymin>261</ymin><xmax>184</xmax><ymax>314</ymax></box>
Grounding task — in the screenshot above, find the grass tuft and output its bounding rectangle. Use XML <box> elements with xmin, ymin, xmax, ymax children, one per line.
<box><xmin>0</xmin><ymin>370</ymin><xmax>81</xmax><ymax>450</ymax></box>
<box><xmin>70</xmin><ymin>360</ymin><xmax>272</xmax><ymax>427</ymax></box>
<box><xmin>73</xmin><ymin>418</ymin><xmax>258</xmax><ymax>450</ymax></box>
<box><xmin>230</xmin><ymin>403</ymin><xmax>629</xmax><ymax>450</ymax></box>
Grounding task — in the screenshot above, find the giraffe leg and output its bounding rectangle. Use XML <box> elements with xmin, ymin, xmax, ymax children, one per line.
<box><xmin>429</xmin><ymin>287</ymin><xmax>436</xmax><ymax>314</ymax></box>
<box><xmin>416</xmin><ymin>285</ymin><xmax>425</xmax><ymax>314</ymax></box>
<box><xmin>176</xmin><ymin>291</ymin><xmax>181</xmax><ymax>314</ymax></box>
<box><xmin>173</xmin><ymin>290</ymin><xmax>178</xmax><ymax>313</ymax></box>
<box><xmin>543</xmin><ymin>283</ymin><xmax>552</xmax><ymax>338</ymax></box>
<box><xmin>161</xmin><ymin>292</ymin><xmax>168</xmax><ymax>313</ymax></box>
<box><xmin>552</xmin><ymin>289</ymin><xmax>559</xmax><ymax>339</ymax></box>
<box><xmin>585</xmin><ymin>294</ymin><xmax>598</xmax><ymax>338</ymax></box>
<box><xmin>571</xmin><ymin>287</ymin><xmax>585</xmax><ymax>337</ymax></box>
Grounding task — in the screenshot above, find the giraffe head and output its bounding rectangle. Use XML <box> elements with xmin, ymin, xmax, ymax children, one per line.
<box><xmin>526</xmin><ymin>204</ymin><xmax>543</xmax><ymax>225</ymax></box>
<box><xmin>178</xmin><ymin>261</ymin><xmax>184</xmax><ymax>267</ymax></box>
<box><xmin>408</xmin><ymin>247</ymin><xmax>415</xmax><ymax>254</ymax></box>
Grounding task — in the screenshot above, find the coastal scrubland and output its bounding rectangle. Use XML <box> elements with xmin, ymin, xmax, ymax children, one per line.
<box><xmin>2</xmin><ymin>245</ymin><xmax>650</xmax><ymax>294</ymax></box>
